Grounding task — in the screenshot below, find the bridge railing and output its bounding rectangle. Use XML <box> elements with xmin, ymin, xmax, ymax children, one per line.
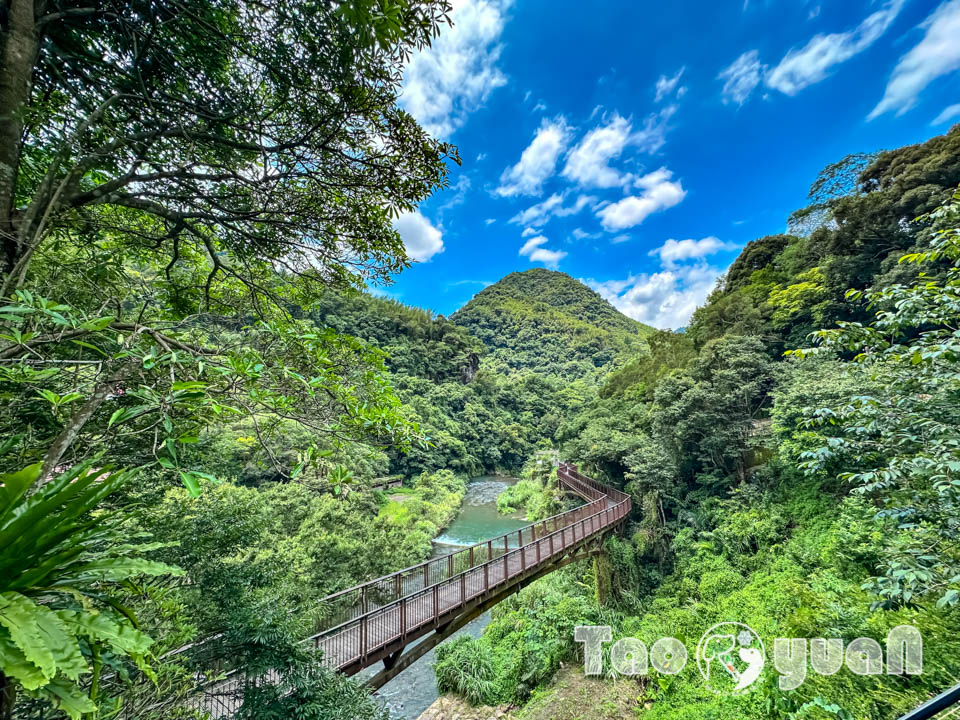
<box><xmin>311</xmin><ymin>480</ymin><xmax>608</xmax><ymax>638</ymax></box>
<box><xmin>311</xmin><ymin>463</ymin><xmax>632</xmax><ymax>670</ymax></box>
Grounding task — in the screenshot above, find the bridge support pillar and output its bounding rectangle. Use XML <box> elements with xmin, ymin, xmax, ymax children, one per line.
<box><xmin>382</xmin><ymin>650</ymin><xmax>403</xmax><ymax>670</ymax></box>
<box><xmin>593</xmin><ymin>545</ymin><xmax>612</xmax><ymax>606</ymax></box>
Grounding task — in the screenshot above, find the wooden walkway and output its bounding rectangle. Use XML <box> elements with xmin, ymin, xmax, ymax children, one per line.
<box><xmin>176</xmin><ymin>462</ymin><xmax>630</xmax><ymax>718</ymax></box>
<box><xmin>310</xmin><ymin>462</ymin><xmax>631</xmax><ymax>675</ymax></box>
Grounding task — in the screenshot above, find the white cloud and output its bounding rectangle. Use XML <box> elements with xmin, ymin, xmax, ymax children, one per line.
<box><xmin>766</xmin><ymin>0</ymin><xmax>905</xmax><ymax>95</ymax></box>
<box><xmin>572</xmin><ymin>228</ymin><xmax>601</xmax><ymax>240</ymax></box>
<box><xmin>722</xmin><ymin>1</ymin><xmax>905</xmax><ymax>105</ymax></box>
<box><xmin>587</xmin><ymin>263</ymin><xmax>722</xmax><ymax>329</ymax></box>
<box><xmin>521</xmin><ymin>226</ymin><xmax>538</xmax><ymax>237</ymax></box>
<box><xmin>587</xmin><ymin>229</ymin><xmax>741</xmax><ymax>328</ymax></box>
<box><xmin>933</xmin><ymin>102</ymin><xmax>960</xmax><ymax>125</ymax></box>
<box><xmin>596</xmin><ymin>168</ymin><xmax>686</xmax><ymax>231</ymax></box>
<box><xmin>557</xmin><ymin>195</ymin><xmax>597</xmax><ymax>216</ymax></box>
<box><xmin>485</xmin><ymin>217</ymin><xmax>497</xmax><ymax>225</ymax></box>
<box><xmin>437</xmin><ymin>175</ymin><xmax>471</xmax><ymax>213</ymax></box>
<box><xmin>610</xmin><ymin>234</ymin><xmax>631</xmax><ymax>244</ymax></box>
<box><xmin>870</xmin><ymin>0</ymin><xmax>960</xmax><ymax>119</ymax></box>
<box><xmin>719</xmin><ymin>50</ymin><xmax>766</xmax><ymax>105</ymax></box>
<box><xmin>496</xmin><ymin>117</ymin><xmax>572</xmax><ymax>197</ymax></box>
<box><xmin>562</xmin><ymin>110</ymin><xmax>674</xmax><ymax>189</ymax></box>
<box><xmin>393</xmin><ymin>210</ymin><xmax>444</xmax><ymax>262</ymax></box>
<box><xmin>518</xmin><ymin>234</ymin><xmax>566</xmax><ymax>268</ymax></box>
<box><xmin>510</xmin><ymin>193</ymin><xmax>562</xmax><ymax>227</ymax></box>
<box><xmin>527</xmin><ymin>248</ymin><xmax>568</xmax><ymax>267</ymax></box>
<box><xmin>562</xmin><ymin>114</ymin><xmax>634</xmax><ymax>188</ymax></box>
<box><xmin>518</xmin><ymin>234</ymin><xmax>548</xmax><ymax>255</ymax></box>
<box><xmin>655</xmin><ymin>67</ymin><xmax>686</xmax><ymax>102</ymax></box>
<box><xmin>400</xmin><ymin>0</ymin><xmax>511</xmax><ymax>138</ymax></box>
<box><xmin>509</xmin><ymin>192</ymin><xmax>594</xmax><ymax>228</ymax></box>
<box><xmin>649</xmin><ymin>236</ymin><xmax>737</xmax><ymax>266</ymax></box>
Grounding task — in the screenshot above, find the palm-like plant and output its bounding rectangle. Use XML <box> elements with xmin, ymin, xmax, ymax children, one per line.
<box><xmin>0</xmin><ymin>461</ymin><xmax>183</xmax><ymax>720</ymax></box>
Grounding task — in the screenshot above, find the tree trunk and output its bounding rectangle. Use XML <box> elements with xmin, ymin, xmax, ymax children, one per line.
<box><xmin>0</xmin><ymin>0</ymin><xmax>39</xmax><ymax>274</ymax></box>
<box><xmin>0</xmin><ymin>672</ymin><xmax>16</xmax><ymax>720</ymax></box>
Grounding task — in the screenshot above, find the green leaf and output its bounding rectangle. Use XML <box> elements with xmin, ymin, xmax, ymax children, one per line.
<box><xmin>0</xmin><ymin>592</ymin><xmax>84</xmax><ymax>681</ymax></box>
<box><xmin>40</xmin><ymin>676</ymin><xmax>97</xmax><ymax>720</ymax></box>
<box><xmin>107</xmin><ymin>405</ymin><xmax>152</xmax><ymax>428</ymax></box>
<box><xmin>179</xmin><ymin>470</ymin><xmax>201</xmax><ymax>496</ymax></box>
<box><xmin>79</xmin><ymin>315</ymin><xmax>115</xmax><ymax>332</ymax></box>
<box><xmin>57</xmin><ymin>610</ymin><xmax>154</xmax><ymax>656</ymax></box>
<box><xmin>0</xmin><ymin>463</ymin><xmax>41</xmax><ymax>513</ymax></box>
<box><xmin>69</xmin><ymin>339</ymin><xmax>107</xmax><ymax>357</ymax></box>
<box><xmin>56</xmin><ymin>558</ymin><xmax>184</xmax><ymax>584</ymax></box>
<box><xmin>0</xmin><ymin>630</ymin><xmax>48</xmax><ymax>690</ymax></box>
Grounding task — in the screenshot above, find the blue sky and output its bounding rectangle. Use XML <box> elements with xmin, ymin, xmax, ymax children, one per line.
<box><xmin>385</xmin><ymin>0</ymin><xmax>960</xmax><ymax>328</ymax></box>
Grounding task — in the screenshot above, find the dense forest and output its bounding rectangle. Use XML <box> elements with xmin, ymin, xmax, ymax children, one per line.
<box><xmin>0</xmin><ymin>1</ymin><xmax>959</xmax><ymax>720</ymax></box>
<box><xmin>431</xmin><ymin>125</ymin><xmax>960</xmax><ymax>719</ymax></box>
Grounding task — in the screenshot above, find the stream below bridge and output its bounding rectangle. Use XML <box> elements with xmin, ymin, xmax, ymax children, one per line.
<box><xmin>355</xmin><ymin>475</ymin><xmax>530</xmax><ymax>719</ymax></box>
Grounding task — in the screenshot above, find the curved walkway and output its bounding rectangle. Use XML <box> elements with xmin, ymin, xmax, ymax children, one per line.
<box><xmin>176</xmin><ymin>462</ymin><xmax>630</xmax><ymax>719</ymax></box>
<box><xmin>310</xmin><ymin>462</ymin><xmax>631</xmax><ymax>674</ymax></box>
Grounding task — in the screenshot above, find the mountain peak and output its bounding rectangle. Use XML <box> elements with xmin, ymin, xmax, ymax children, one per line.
<box><xmin>452</xmin><ymin>268</ymin><xmax>652</xmax><ymax>378</ymax></box>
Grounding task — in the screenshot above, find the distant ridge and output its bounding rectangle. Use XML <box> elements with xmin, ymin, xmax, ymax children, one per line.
<box><xmin>452</xmin><ymin>268</ymin><xmax>653</xmax><ymax>378</ymax></box>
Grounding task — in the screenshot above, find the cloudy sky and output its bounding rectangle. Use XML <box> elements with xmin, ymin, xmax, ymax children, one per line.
<box><xmin>386</xmin><ymin>0</ymin><xmax>960</xmax><ymax>329</ymax></box>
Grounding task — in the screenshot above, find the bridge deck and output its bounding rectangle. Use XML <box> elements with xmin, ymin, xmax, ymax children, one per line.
<box><xmin>176</xmin><ymin>463</ymin><xmax>630</xmax><ymax>718</ymax></box>
<box><xmin>310</xmin><ymin>463</ymin><xmax>631</xmax><ymax>674</ymax></box>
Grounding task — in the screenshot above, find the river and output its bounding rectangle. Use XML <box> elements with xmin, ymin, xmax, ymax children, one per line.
<box><xmin>356</xmin><ymin>475</ymin><xmax>529</xmax><ymax>719</ymax></box>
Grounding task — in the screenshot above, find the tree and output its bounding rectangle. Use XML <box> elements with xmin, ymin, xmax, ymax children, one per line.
<box><xmin>791</xmin><ymin>185</ymin><xmax>960</xmax><ymax>609</ymax></box>
<box><xmin>0</xmin><ymin>0</ymin><xmax>458</xmax><ymax>484</ymax></box>
<box><xmin>0</xmin><ymin>462</ymin><xmax>182</xmax><ymax>720</ymax></box>
<box><xmin>653</xmin><ymin>335</ymin><xmax>775</xmax><ymax>485</ymax></box>
<box><xmin>1</xmin><ymin>0</ymin><xmax>455</xmax><ymax>290</ymax></box>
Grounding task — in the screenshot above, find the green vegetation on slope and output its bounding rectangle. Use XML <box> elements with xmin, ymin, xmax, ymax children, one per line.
<box><xmin>438</xmin><ymin>127</ymin><xmax>960</xmax><ymax>720</ymax></box>
<box><xmin>453</xmin><ymin>269</ymin><xmax>654</xmax><ymax>378</ymax></box>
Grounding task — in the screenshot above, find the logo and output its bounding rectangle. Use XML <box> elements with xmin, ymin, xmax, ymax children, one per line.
<box><xmin>574</xmin><ymin>623</ymin><xmax>921</xmax><ymax>692</ymax></box>
<box><xmin>696</xmin><ymin>622</ymin><xmax>765</xmax><ymax>695</ymax></box>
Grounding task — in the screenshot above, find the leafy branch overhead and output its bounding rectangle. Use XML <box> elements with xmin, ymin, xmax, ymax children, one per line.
<box><xmin>0</xmin><ymin>0</ymin><xmax>455</xmax><ymax>487</ymax></box>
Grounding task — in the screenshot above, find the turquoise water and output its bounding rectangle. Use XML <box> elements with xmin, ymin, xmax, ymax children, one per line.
<box><xmin>361</xmin><ymin>474</ymin><xmax>526</xmax><ymax>719</ymax></box>
<box><xmin>432</xmin><ymin>475</ymin><xmax>529</xmax><ymax>551</ymax></box>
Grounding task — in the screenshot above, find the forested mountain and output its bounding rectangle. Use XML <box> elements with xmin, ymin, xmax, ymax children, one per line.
<box><xmin>690</xmin><ymin>124</ymin><xmax>960</xmax><ymax>352</ymax></box>
<box><xmin>2</xmin><ymin>0</ymin><xmax>959</xmax><ymax>715</ymax></box>
<box><xmin>452</xmin><ymin>269</ymin><xmax>654</xmax><ymax>377</ymax></box>
<box><xmin>431</xmin><ymin>126</ymin><xmax>960</xmax><ymax>719</ymax></box>
<box><xmin>299</xmin><ymin>274</ymin><xmax>648</xmax><ymax>480</ymax></box>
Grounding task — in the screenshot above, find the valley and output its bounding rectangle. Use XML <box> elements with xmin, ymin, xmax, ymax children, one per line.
<box><xmin>3</xmin><ymin>4</ymin><xmax>960</xmax><ymax>720</ymax></box>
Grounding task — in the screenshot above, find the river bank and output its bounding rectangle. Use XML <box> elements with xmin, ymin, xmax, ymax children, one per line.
<box><xmin>416</xmin><ymin>665</ymin><xmax>643</xmax><ymax>720</ymax></box>
<box><xmin>362</xmin><ymin>475</ymin><xmax>530</xmax><ymax>719</ymax></box>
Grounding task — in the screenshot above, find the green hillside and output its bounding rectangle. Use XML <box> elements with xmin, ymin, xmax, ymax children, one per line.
<box><xmin>430</xmin><ymin>125</ymin><xmax>960</xmax><ymax>720</ymax></box>
<box><xmin>453</xmin><ymin>269</ymin><xmax>654</xmax><ymax>377</ymax></box>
